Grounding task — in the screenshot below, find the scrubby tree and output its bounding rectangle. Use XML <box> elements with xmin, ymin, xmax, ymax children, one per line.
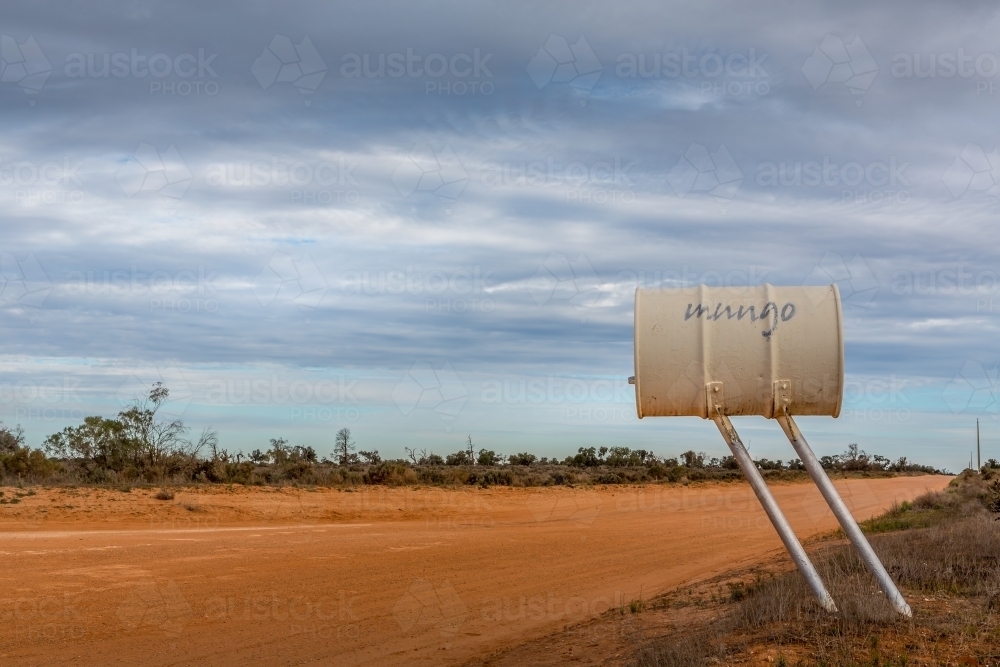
<box><xmin>292</xmin><ymin>445</ymin><xmax>318</xmax><ymax>463</ymax></box>
<box><xmin>116</xmin><ymin>382</ymin><xmax>188</xmax><ymax>468</ymax></box>
<box><xmin>446</xmin><ymin>450</ymin><xmax>470</xmax><ymax>465</ymax></box>
<box><xmin>681</xmin><ymin>450</ymin><xmax>706</xmax><ymax>468</ymax></box>
<box><xmin>476</xmin><ymin>449</ymin><xmax>499</xmax><ymax>466</ymax></box>
<box><xmin>335</xmin><ymin>428</ymin><xmax>355</xmax><ymax>465</ymax></box>
<box><xmin>1</xmin><ymin>422</ymin><xmax>53</xmax><ymax>478</ymax></box>
<box><xmin>508</xmin><ymin>452</ymin><xmax>536</xmax><ymax>466</ymax></box>
<box><xmin>569</xmin><ymin>447</ymin><xmax>601</xmax><ymax>467</ymax></box>
<box><xmin>45</xmin><ymin>416</ymin><xmax>128</xmax><ymax>471</ymax></box>
<box><xmin>419</xmin><ymin>452</ymin><xmax>444</xmax><ymax>465</ymax></box>
<box><xmin>604</xmin><ymin>447</ymin><xmax>654</xmax><ymax>467</ymax></box>
<box><xmin>44</xmin><ymin>383</ymin><xmax>214</xmax><ymax>478</ymax></box>
<box><xmin>754</xmin><ymin>458</ymin><xmax>784</xmax><ymax>470</ymax></box>
<box><xmin>0</xmin><ymin>422</ymin><xmax>25</xmax><ymax>453</ymax></box>
<box><xmin>359</xmin><ymin>450</ymin><xmax>381</xmax><ymax>465</ymax></box>
<box><xmin>268</xmin><ymin>438</ymin><xmax>290</xmax><ymax>464</ymax></box>
<box><xmin>841</xmin><ymin>443</ymin><xmax>871</xmax><ymax>470</ymax></box>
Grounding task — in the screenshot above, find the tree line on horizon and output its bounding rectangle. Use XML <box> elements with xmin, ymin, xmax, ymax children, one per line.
<box><xmin>0</xmin><ymin>383</ymin><xmax>951</xmax><ymax>486</ymax></box>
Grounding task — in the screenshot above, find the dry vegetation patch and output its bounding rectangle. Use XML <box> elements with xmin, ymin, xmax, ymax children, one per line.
<box><xmin>633</xmin><ymin>471</ymin><xmax>1000</xmax><ymax>667</ymax></box>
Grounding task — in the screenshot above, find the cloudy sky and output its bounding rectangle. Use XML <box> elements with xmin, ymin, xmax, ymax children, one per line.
<box><xmin>1</xmin><ymin>1</ymin><xmax>998</xmax><ymax>470</ymax></box>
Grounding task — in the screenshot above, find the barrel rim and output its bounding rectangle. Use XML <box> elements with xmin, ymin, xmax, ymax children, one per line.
<box><xmin>831</xmin><ymin>282</ymin><xmax>844</xmax><ymax>418</ymax></box>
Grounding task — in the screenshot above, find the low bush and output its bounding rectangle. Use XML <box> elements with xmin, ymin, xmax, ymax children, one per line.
<box><xmin>467</xmin><ymin>469</ymin><xmax>513</xmax><ymax>488</ymax></box>
<box><xmin>364</xmin><ymin>462</ymin><xmax>417</xmax><ymax>486</ymax></box>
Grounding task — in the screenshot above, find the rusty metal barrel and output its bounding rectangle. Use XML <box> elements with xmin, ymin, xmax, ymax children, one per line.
<box><xmin>633</xmin><ymin>284</ymin><xmax>843</xmax><ymax>419</ymax></box>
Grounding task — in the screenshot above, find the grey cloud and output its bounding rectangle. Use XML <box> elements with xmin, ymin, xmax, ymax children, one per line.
<box><xmin>1</xmin><ymin>1</ymin><xmax>998</xmax><ymax>470</ymax></box>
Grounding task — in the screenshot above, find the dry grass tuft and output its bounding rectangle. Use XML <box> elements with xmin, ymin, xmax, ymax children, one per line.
<box><xmin>154</xmin><ymin>489</ymin><xmax>174</xmax><ymax>501</ymax></box>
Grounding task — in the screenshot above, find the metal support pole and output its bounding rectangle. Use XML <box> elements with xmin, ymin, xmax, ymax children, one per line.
<box><xmin>711</xmin><ymin>412</ymin><xmax>837</xmax><ymax>612</ymax></box>
<box><xmin>775</xmin><ymin>412</ymin><xmax>912</xmax><ymax>617</ymax></box>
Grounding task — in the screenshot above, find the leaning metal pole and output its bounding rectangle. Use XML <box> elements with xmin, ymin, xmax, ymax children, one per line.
<box><xmin>710</xmin><ymin>407</ymin><xmax>837</xmax><ymax>612</ymax></box>
<box><xmin>775</xmin><ymin>411</ymin><xmax>912</xmax><ymax>617</ymax></box>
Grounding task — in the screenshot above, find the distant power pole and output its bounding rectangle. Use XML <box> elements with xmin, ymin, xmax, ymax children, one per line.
<box><xmin>977</xmin><ymin>419</ymin><xmax>981</xmax><ymax>470</ymax></box>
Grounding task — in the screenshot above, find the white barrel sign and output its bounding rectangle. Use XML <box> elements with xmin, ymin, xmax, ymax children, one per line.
<box><xmin>633</xmin><ymin>284</ymin><xmax>843</xmax><ymax>418</ymax></box>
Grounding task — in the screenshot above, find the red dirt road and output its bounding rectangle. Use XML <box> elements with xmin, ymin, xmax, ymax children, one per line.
<box><xmin>0</xmin><ymin>476</ymin><xmax>950</xmax><ymax>666</ymax></box>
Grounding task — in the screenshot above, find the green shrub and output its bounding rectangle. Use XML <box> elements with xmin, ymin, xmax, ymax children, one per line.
<box><xmin>509</xmin><ymin>452</ymin><xmax>536</xmax><ymax>466</ymax></box>
<box><xmin>446</xmin><ymin>450</ymin><xmax>471</xmax><ymax>465</ymax></box>
<box><xmin>0</xmin><ymin>422</ymin><xmax>58</xmax><ymax>480</ymax></box>
<box><xmin>476</xmin><ymin>449</ymin><xmax>500</xmax><ymax>466</ymax></box>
